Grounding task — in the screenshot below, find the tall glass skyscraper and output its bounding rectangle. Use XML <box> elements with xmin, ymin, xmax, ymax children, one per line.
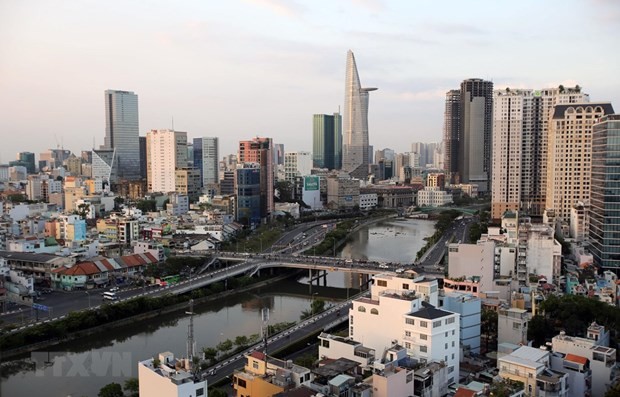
<box><xmin>342</xmin><ymin>50</ymin><xmax>376</xmax><ymax>179</ymax></box>
<box><xmin>104</xmin><ymin>89</ymin><xmax>140</xmax><ymax>180</ymax></box>
<box><xmin>313</xmin><ymin>113</ymin><xmax>342</xmax><ymax>170</ymax></box>
<box><xmin>193</xmin><ymin>137</ymin><xmax>219</xmax><ymax>188</ymax></box>
<box><xmin>589</xmin><ymin>114</ymin><xmax>620</xmax><ymax>271</ymax></box>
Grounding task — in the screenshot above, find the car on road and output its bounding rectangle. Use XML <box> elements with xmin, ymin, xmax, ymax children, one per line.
<box><xmin>109</xmin><ymin>287</ymin><xmax>120</xmax><ymax>292</ymax></box>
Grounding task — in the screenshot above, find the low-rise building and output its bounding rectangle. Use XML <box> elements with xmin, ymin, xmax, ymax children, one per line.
<box><xmin>138</xmin><ymin>352</ymin><xmax>207</xmax><ymax>397</ymax></box>
<box><xmin>417</xmin><ymin>186</ymin><xmax>452</xmax><ymax>207</ymax></box>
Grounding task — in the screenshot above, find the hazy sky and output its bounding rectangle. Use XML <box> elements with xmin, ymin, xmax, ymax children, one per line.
<box><xmin>1</xmin><ymin>0</ymin><xmax>619</xmax><ymax>163</ymax></box>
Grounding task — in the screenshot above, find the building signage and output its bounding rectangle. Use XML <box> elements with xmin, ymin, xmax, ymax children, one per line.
<box><xmin>304</xmin><ymin>176</ymin><xmax>319</xmax><ymax>191</ymax></box>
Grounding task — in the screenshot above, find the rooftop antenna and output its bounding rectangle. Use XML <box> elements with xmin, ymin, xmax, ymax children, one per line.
<box><xmin>186</xmin><ymin>299</ymin><xmax>195</xmax><ymax>364</ymax></box>
<box><xmin>261</xmin><ymin>307</ymin><xmax>269</xmax><ymax>355</ymax></box>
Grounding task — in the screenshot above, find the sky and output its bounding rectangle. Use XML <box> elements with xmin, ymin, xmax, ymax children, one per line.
<box><xmin>1</xmin><ymin>0</ymin><xmax>619</xmax><ymax>163</ymax></box>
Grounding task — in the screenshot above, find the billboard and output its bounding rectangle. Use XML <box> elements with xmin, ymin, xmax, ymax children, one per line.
<box><xmin>304</xmin><ymin>176</ymin><xmax>319</xmax><ymax>191</ymax></box>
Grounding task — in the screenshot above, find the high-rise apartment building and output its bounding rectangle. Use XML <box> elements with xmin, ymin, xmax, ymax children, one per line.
<box><xmin>103</xmin><ymin>89</ymin><xmax>140</xmax><ymax>180</ymax></box>
<box><xmin>459</xmin><ymin>79</ymin><xmax>493</xmax><ymax>192</ymax></box>
<box><xmin>146</xmin><ymin>129</ymin><xmax>188</xmax><ymax>194</ymax></box>
<box><xmin>273</xmin><ymin>143</ymin><xmax>285</xmax><ymax>166</ymax></box>
<box><xmin>342</xmin><ymin>50</ymin><xmax>377</xmax><ymax>179</ymax></box>
<box><xmin>284</xmin><ymin>151</ymin><xmax>312</xmax><ymax>184</ymax></box>
<box><xmin>443</xmin><ymin>90</ymin><xmax>461</xmax><ymax>183</ymax></box>
<box><xmin>491</xmin><ymin>86</ymin><xmax>590</xmax><ymax>220</ymax></box>
<box><xmin>313</xmin><ymin>113</ymin><xmax>342</xmax><ymax>170</ymax></box>
<box><xmin>236</xmin><ymin>163</ymin><xmax>261</xmax><ymax>226</ymax></box>
<box><xmin>238</xmin><ymin>137</ymin><xmax>274</xmax><ymax>219</ymax></box>
<box><xmin>545</xmin><ymin>103</ymin><xmax>614</xmax><ymax>222</ymax></box>
<box><xmin>589</xmin><ymin>114</ymin><xmax>620</xmax><ymax>270</ymax></box>
<box><xmin>193</xmin><ymin>137</ymin><xmax>219</xmax><ymax>188</ymax></box>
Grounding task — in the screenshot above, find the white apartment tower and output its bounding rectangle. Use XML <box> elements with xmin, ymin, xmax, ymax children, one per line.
<box><xmin>146</xmin><ymin>129</ymin><xmax>188</xmax><ymax>194</ymax></box>
<box><xmin>545</xmin><ymin>103</ymin><xmax>614</xmax><ymax>222</ymax></box>
<box><xmin>284</xmin><ymin>151</ymin><xmax>312</xmax><ymax>184</ymax></box>
<box><xmin>491</xmin><ymin>86</ymin><xmax>589</xmax><ymax>221</ymax></box>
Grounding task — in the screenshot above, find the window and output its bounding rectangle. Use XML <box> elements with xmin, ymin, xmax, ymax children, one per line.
<box><xmin>405</xmin><ymin>342</ymin><xmax>411</xmax><ymax>349</ymax></box>
<box><xmin>252</xmin><ymin>361</ymin><xmax>259</xmax><ymax>369</ymax></box>
<box><xmin>420</xmin><ymin>321</ymin><xmax>428</xmax><ymax>328</ymax></box>
<box><xmin>420</xmin><ymin>346</ymin><xmax>427</xmax><ymax>353</ymax></box>
<box><xmin>358</xmin><ymin>306</ymin><xmax>366</xmax><ymax>312</ymax></box>
<box><xmin>237</xmin><ymin>379</ymin><xmax>247</xmax><ymax>388</ymax></box>
<box><xmin>420</xmin><ymin>334</ymin><xmax>427</xmax><ymax>340</ymax></box>
<box><xmin>452</xmin><ymin>341</ymin><xmax>455</xmax><ymax>347</ymax></box>
<box><xmin>446</xmin><ymin>317</ymin><xmax>455</xmax><ymax>324</ymax></box>
<box><xmin>377</xmin><ymin>280</ymin><xmax>387</xmax><ymax>287</ymax></box>
<box><xmin>405</xmin><ymin>331</ymin><xmax>411</xmax><ymax>337</ymax></box>
<box><xmin>370</xmin><ymin>308</ymin><xmax>379</xmax><ymax>315</ymax></box>
<box><xmin>402</xmin><ymin>283</ymin><xmax>409</xmax><ymax>290</ymax></box>
<box><xmin>350</xmin><ymin>316</ymin><xmax>353</xmax><ymax>324</ymax></box>
<box><xmin>445</xmin><ymin>343</ymin><xmax>448</xmax><ymax>349</ymax></box>
<box><xmin>196</xmin><ymin>388</ymin><xmax>205</xmax><ymax>396</ymax></box>
<box><xmin>433</xmin><ymin>320</ymin><xmax>442</xmax><ymax>328</ymax></box>
<box><xmin>322</xmin><ymin>340</ymin><xmax>330</xmax><ymax>348</ymax></box>
<box><xmin>406</xmin><ymin>318</ymin><xmax>415</xmax><ymax>325</ymax></box>
<box><xmin>513</xmin><ymin>321</ymin><xmax>521</xmax><ymax>330</ymax></box>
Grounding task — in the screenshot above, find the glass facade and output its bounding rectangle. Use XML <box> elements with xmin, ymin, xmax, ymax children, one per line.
<box><xmin>104</xmin><ymin>90</ymin><xmax>140</xmax><ymax>180</ymax></box>
<box><xmin>312</xmin><ymin>113</ymin><xmax>342</xmax><ymax>170</ymax></box>
<box><xmin>589</xmin><ymin>115</ymin><xmax>620</xmax><ymax>270</ymax></box>
<box><xmin>236</xmin><ymin>166</ymin><xmax>261</xmax><ymax>227</ymax></box>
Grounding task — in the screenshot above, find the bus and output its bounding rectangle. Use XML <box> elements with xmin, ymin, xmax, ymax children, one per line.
<box><xmin>159</xmin><ymin>275</ymin><xmax>181</xmax><ymax>287</ymax></box>
<box><xmin>103</xmin><ymin>291</ymin><xmax>118</xmax><ymax>301</ymax></box>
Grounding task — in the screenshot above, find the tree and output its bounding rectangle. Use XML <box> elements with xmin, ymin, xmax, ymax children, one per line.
<box><xmin>275</xmin><ymin>180</ymin><xmax>295</xmax><ymax>202</ymax></box>
<box><xmin>294</xmin><ymin>353</ymin><xmax>316</xmax><ymax>369</ymax></box>
<box><xmin>216</xmin><ymin>339</ymin><xmax>233</xmax><ymax>355</ymax></box>
<box><xmin>209</xmin><ymin>388</ymin><xmax>228</xmax><ymax>397</ymax></box>
<box><xmin>98</xmin><ymin>382</ymin><xmax>124</xmax><ymax>397</ymax></box>
<box><xmin>605</xmin><ymin>382</ymin><xmax>620</xmax><ymax>397</ymax></box>
<box><xmin>234</xmin><ymin>335</ymin><xmax>249</xmax><ymax>348</ymax></box>
<box><xmin>301</xmin><ymin>298</ymin><xmax>326</xmax><ymax>319</ymax></box>
<box><xmin>123</xmin><ymin>378</ymin><xmax>139</xmax><ymax>397</ymax></box>
<box><xmin>481</xmin><ymin>308</ymin><xmax>498</xmax><ymax>352</ymax></box>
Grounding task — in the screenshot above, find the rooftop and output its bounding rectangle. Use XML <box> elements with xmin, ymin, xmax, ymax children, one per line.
<box><xmin>409</xmin><ymin>304</ymin><xmax>453</xmax><ymax>320</ymax></box>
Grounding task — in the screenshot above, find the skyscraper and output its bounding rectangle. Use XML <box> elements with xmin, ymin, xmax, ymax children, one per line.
<box><xmin>491</xmin><ymin>86</ymin><xmax>589</xmax><ymax>220</ymax></box>
<box><xmin>103</xmin><ymin>90</ymin><xmax>140</xmax><ymax>180</ymax></box>
<box><xmin>545</xmin><ymin>103</ymin><xmax>614</xmax><ymax>222</ymax></box>
<box><xmin>342</xmin><ymin>50</ymin><xmax>377</xmax><ymax>179</ymax></box>
<box><xmin>146</xmin><ymin>129</ymin><xmax>188</xmax><ymax>193</ymax></box>
<box><xmin>238</xmin><ymin>137</ymin><xmax>274</xmax><ymax>220</ymax></box>
<box><xmin>313</xmin><ymin>113</ymin><xmax>342</xmax><ymax>170</ymax></box>
<box><xmin>193</xmin><ymin>137</ymin><xmax>219</xmax><ymax>188</ymax></box>
<box><xmin>443</xmin><ymin>89</ymin><xmax>461</xmax><ymax>183</ymax></box>
<box><xmin>590</xmin><ymin>114</ymin><xmax>620</xmax><ymax>270</ymax></box>
<box><xmin>458</xmin><ymin>79</ymin><xmax>493</xmax><ymax>192</ymax></box>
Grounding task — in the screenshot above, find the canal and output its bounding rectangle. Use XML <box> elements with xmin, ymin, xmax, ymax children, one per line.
<box><xmin>0</xmin><ymin>218</ymin><xmax>434</xmax><ymax>397</ymax></box>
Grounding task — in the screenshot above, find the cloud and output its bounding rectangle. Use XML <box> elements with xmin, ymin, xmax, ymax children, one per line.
<box><xmin>425</xmin><ymin>22</ymin><xmax>487</xmax><ymax>36</ymax></box>
<box><xmin>244</xmin><ymin>0</ymin><xmax>305</xmax><ymax>18</ymax></box>
<box><xmin>349</xmin><ymin>0</ymin><xmax>385</xmax><ymax>13</ymax></box>
<box><xmin>348</xmin><ymin>30</ymin><xmax>437</xmax><ymax>45</ymax></box>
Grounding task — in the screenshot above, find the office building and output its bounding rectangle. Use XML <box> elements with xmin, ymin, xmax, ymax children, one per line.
<box><xmin>313</xmin><ymin>113</ymin><xmax>342</xmax><ymax>170</ymax></box>
<box><xmin>273</xmin><ymin>143</ymin><xmax>284</xmax><ymax>166</ymax></box>
<box><xmin>103</xmin><ymin>89</ymin><xmax>140</xmax><ymax>180</ymax></box>
<box><xmin>491</xmin><ymin>86</ymin><xmax>590</xmax><ymax>220</ymax></box>
<box><xmin>139</xmin><ymin>136</ymin><xmax>147</xmax><ymax>180</ymax></box>
<box><xmin>342</xmin><ymin>50</ymin><xmax>377</xmax><ymax>179</ymax></box>
<box><xmin>193</xmin><ymin>137</ymin><xmax>219</xmax><ymax>188</ymax></box>
<box><xmin>238</xmin><ymin>137</ymin><xmax>274</xmax><ymax>220</ymax></box>
<box><xmin>545</xmin><ymin>103</ymin><xmax>614</xmax><ymax>222</ymax></box>
<box><xmin>443</xmin><ymin>90</ymin><xmax>461</xmax><ymax>183</ymax></box>
<box><xmin>590</xmin><ymin>114</ymin><xmax>620</xmax><ymax>270</ymax></box>
<box><xmin>236</xmin><ymin>163</ymin><xmax>261</xmax><ymax>226</ymax></box>
<box><xmin>146</xmin><ymin>129</ymin><xmax>188</xmax><ymax>194</ymax></box>
<box><xmin>458</xmin><ymin>78</ymin><xmax>493</xmax><ymax>192</ymax></box>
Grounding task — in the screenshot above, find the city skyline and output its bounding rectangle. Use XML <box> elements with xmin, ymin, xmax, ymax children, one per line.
<box><xmin>1</xmin><ymin>0</ymin><xmax>619</xmax><ymax>162</ymax></box>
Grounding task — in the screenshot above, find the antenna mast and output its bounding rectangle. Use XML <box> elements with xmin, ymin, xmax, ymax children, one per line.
<box><xmin>186</xmin><ymin>299</ymin><xmax>195</xmax><ymax>362</ymax></box>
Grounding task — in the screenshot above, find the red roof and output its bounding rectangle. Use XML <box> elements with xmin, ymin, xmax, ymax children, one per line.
<box><xmin>249</xmin><ymin>351</ymin><xmax>265</xmax><ymax>360</ymax></box>
<box><xmin>565</xmin><ymin>353</ymin><xmax>588</xmax><ymax>365</ymax></box>
<box><xmin>454</xmin><ymin>388</ymin><xmax>476</xmax><ymax>397</ymax></box>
